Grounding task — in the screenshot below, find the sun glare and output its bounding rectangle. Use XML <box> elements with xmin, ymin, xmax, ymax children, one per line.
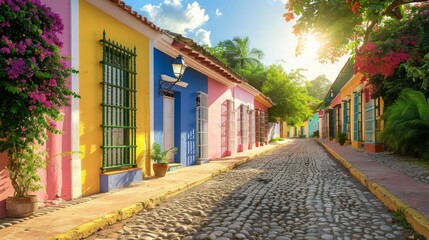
<box><xmin>305</xmin><ymin>35</ymin><xmax>320</xmax><ymax>52</ymax></box>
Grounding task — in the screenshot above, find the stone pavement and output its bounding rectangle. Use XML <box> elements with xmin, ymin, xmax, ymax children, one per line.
<box><xmin>0</xmin><ymin>138</ymin><xmax>428</xmax><ymax>239</ymax></box>
<box><xmin>317</xmin><ymin>139</ymin><xmax>429</xmax><ymax>239</ymax></box>
<box><xmin>0</xmin><ymin>141</ymin><xmax>288</xmax><ymax>240</ymax></box>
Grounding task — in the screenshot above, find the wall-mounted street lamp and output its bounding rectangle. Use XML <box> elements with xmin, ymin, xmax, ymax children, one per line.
<box><xmin>159</xmin><ymin>55</ymin><xmax>188</xmax><ymax>95</ymax></box>
<box><xmin>330</xmin><ymin>89</ymin><xmax>334</xmax><ymax>98</ymax></box>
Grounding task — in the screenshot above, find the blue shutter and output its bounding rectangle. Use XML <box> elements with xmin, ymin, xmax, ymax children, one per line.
<box><xmin>332</xmin><ymin>108</ymin><xmax>336</xmax><ymax>138</ymax></box>
<box><xmin>353</xmin><ymin>93</ymin><xmax>359</xmax><ymax>141</ymax></box>
<box><xmin>343</xmin><ymin>101</ymin><xmax>347</xmax><ymax>133</ymax></box>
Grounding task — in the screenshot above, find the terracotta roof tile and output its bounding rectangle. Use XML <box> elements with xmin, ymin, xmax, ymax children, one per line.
<box><xmin>106</xmin><ymin>0</ymin><xmax>163</xmax><ymax>33</ymax></box>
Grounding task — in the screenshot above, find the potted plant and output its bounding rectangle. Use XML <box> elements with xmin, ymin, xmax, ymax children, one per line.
<box><xmin>5</xmin><ymin>145</ymin><xmax>46</xmax><ymax>217</ymax></box>
<box><xmin>0</xmin><ymin>1</ymin><xmax>78</xmax><ymax>217</ymax></box>
<box><xmin>150</xmin><ymin>143</ymin><xmax>177</xmax><ymax>177</ymax></box>
<box><xmin>337</xmin><ymin>132</ymin><xmax>347</xmax><ymax>146</ymax></box>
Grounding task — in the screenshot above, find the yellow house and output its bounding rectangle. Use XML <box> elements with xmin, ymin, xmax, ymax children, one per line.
<box><xmin>77</xmin><ymin>0</ymin><xmax>162</xmax><ymax>196</ymax></box>
<box><xmin>338</xmin><ymin>64</ymin><xmax>384</xmax><ymax>152</ymax></box>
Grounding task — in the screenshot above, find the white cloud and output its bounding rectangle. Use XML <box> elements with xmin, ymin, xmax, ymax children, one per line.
<box><xmin>141</xmin><ymin>0</ymin><xmax>209</xmax><ymax>35</ymax></box>
<box><xmin>195</xmin><ymin>28</ymin><xmax>211</xmax><ymax>46</ymax></box>
<box><xmin>215</xmin><ymin>9</ymin><xmax>222</xmax><ymax>16</ymax></box>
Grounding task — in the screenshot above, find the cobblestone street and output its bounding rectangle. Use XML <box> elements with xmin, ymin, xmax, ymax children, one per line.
<box><xmin>87</xmin><ymin>139</ymin><xmax>409</xmax><ymax>240</ymax></box>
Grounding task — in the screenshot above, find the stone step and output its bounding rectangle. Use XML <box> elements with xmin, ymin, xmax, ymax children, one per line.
<box><xmin>168</xmin><ymin>163</ymin><xmax>183</xmax><ymax>172</ymax></box>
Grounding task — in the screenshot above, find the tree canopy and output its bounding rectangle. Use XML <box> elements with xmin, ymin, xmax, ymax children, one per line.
<box><xmin>305</xmin><ymin>75</ymin><xmax>331</xmax><ymax>101</ymax></box>
<box><xmin>284</xmin><ymin>0</ymin><xmax>428</xmax><ymax>63</ymax></box>
<box><xmin>206</xmin><ymin>37</ymin><xmax>318</xmax><ymax>125</ymax></box>
<box><xmin>261</xmin><ymin>66</ymin><xmax>315</xmax><ymax>125</ymax></box>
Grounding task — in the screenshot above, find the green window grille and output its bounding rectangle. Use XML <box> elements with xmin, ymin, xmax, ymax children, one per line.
<box><xmin>100</xmin><ymin>31</ymin><xmax>137</xmax><ymax>172</ymax></box>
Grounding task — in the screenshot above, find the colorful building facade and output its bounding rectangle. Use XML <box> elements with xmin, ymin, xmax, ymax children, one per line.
<box><xmin>319</xmin><ymin>59</ymin><xmax>384</xmax><ymax>152</ymax></box>
<box><xmin>0</xmin><ymin>0</ymin><xmax>77</xmax><ymax>218</ymax></box>
<box><xmin>0</xmin><ymin>0</ymin><xmax>274</xmax><ymax>218</ymax></box>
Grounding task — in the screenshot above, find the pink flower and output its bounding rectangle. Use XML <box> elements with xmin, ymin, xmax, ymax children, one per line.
<box><xmin>49</xmin><ymin>79</ymin><xmax>57</xmax><ymax>87</ymax></box>
<box><xmin>0</xmin><ymin>47</ymin><xmax>10</xmax><ymax>54</ymax></box>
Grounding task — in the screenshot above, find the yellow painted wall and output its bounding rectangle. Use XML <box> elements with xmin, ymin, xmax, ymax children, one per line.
<box><xmin>339</xmin><ymin>73</ymin><xmax>368</xmax><ymax>148</ymax></box>
<box><xmin>79</xmin><ymin>1</ymin><xmax>151</xmax><ymax>196</ymax></box>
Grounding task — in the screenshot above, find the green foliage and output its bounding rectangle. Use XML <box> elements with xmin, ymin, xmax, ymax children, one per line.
<box><xmin>212</xmin><ymin>36</ymin><xmax>264</xmax><ymax>71</ymax></box>
<box><xmin>7</xmin><ymin>145</ymin><xmax>46</xmax><ymax>197</ymax></box>
<box><xmin>262</xmin><ymin>66</ymin><xmax>315</xmax><ymax>124</ymax></box>
<box><xmin>0</xmin><ymin>0</ymin><xmax>79</xmax><ymax>197</ymax></box>
<box><xmin>150</xmin><ymin>143</ymin><xmax>177</xmax><ymax>164</ymax></box>
<box><xmin>284</xmin><ymin>0</ymin><xmax>425</xmax><ymax>63</ymax></box>
<box><xmin>207</xmin><ymin>36</ymin><xmax>318</xmax><ymax>125</ymax></box>
<box><xmin>305</xmin><ymin>75</ymin><xmax>331</xmax><ymax>101</ymax></box>
<box><xmin>381</xmin><ymin>89</ymin><xmax>429</xmax><ymax>158</ymax></box>
<box><xmin>269</xmin><ymin>137</ymin><xmax>285</xmax><ymax>143</ymax></box>
<box><xmin>236</xmin><ymin>64</ymin><xmax>267</xmax><ymax>91</ymax></box>
<box><xmin>337</xmin><ymin>132</ymin><xmax>347</xmax><ymax>145</ymax></box>
<box><xmin>392</xmin><ymin>208</ymin><xmax>411</xmax><ymax>229</ymax></box>
<box><xmin>367</xmin><ymin>7</ymin><xmax>429</xmax><ymax>106</ymax></box>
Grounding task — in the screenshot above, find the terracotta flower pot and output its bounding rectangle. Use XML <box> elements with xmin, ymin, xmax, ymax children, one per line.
<box><xmin>6</xmin><ymin>195</ymin><xmax>38</xmax><ymax>218</ymax></box>
<box><xmin>153</xmin><ymin>163</ymin><xmax>169</xmax><ymax>177</ymax></box>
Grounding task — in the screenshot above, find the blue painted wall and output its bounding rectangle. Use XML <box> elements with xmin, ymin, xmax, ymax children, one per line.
<box><xmin>307</xmin><ymin>113</ymin><xmax>319</xmax><ymax>137</ymax></box>
<box><xmin>153</xmin><ymin>49</ymin><xmax>208</xmax><ymax>166</ymax></box>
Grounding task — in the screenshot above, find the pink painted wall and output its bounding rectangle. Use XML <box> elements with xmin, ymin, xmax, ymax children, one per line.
<box><xmin>0</xmin><ymin>0</ymin><xmax>72</xmax><ymax>218</ymax></box>
<box><xmin>233</xmin><ymin>87</ymin><xmax>255</xmax><ymax>152</ymax></box>
<box><xmin>254</xmin><ymin>99</ymin><xmax>269</xmax><ymax>112</ymax></box>
<box><xmin>42</xmin><ymin>0</ymin><xmax>72</xmax><ymax>202</ymax></box>
<box><xmin>208</xmin><ymin>78</ymin><xmax>233</xmax><ymax>159</ymax></box>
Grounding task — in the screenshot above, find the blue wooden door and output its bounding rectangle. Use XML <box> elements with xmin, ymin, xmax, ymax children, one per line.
<box><xmin>353</xmin><ymin>93</ymin><xmax>359</xmax><ymax>141</ymax></box>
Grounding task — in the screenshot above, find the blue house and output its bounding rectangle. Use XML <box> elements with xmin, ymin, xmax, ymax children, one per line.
<box><xmin>153</xmin><ymin>49</ymin><xmax>208</xmax><ymax>167</ymax></box>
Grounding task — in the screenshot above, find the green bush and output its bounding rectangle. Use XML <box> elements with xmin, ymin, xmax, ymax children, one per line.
<box><xmin>381</xmin><ymin>88</ymin><xmax>429</xmax><ymax>158</ymax></box>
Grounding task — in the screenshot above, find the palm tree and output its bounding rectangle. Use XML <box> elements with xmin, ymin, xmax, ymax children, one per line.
<box><xmin>219</xmin><ymin>36</ymin><xmax>264</xmax><ymax>70</ymax></box>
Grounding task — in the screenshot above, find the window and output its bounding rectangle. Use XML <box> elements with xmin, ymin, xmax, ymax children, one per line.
<box><xmin>196</xmin><ymin>92</ymin><xmax>208</xmax><ymax>161</ymax></box>
<box><xmin>258</xmin><ymin>110</ymin><xmax>265</xmax><ymax>143</ymax></box>
<box><xmin>249</xmin><ymin>109</ymin><xmax>255</xmax><ymax>147</ymax></box>
<box><xmin>241</xmin><ymin>105</ymin><xmax>249</xmax><ymax>149</ymax></box>
<box><xmin>353</xmin><ymin>91</ymin><xmax>363</xmax><ymax>142</ymax></box>
<box><xmin>227</xmin><ymin>100</ymin><xmax>235</xmax><ymax>153</ymax></box>
<box><xmin>100</xmin><ymin>32</ymin><xmax>137</xmax><ymax>172</ymax></box>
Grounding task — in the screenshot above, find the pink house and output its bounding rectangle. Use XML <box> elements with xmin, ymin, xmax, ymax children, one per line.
<box><xmin>0</xmin><ymin>0</ymin><xmax>80</xmax><ymax>218</ymax></box>
<box><xmin>208</xmin><ymin>79</ymin><xmax>272</xmax><ymax>159</ymax></box>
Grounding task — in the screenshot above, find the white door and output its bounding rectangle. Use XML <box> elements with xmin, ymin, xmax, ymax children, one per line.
<box><xmin>163</xmin><ymin>96</ymin><xmax>175</xmax><ymax>162</ymax></box>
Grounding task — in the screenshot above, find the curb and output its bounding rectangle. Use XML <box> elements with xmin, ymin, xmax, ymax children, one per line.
<box><xmin>50</xmin><ymin>142</ymin><xmax>288</xmax><ymax>240</ymax></box>
<box><xmin>316</xmin><ymin>139</ymin><xmax>429</xmax><ymax>239</ymax></box>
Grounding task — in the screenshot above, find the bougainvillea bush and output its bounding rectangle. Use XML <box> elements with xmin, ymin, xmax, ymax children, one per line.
<box><xmin>0</xmin><ymin>0</ymin><xmax>78</xmax><ymax>196</ymax></box>
<box><xmin>354</xmin><ymin>5</ymin><xmax>429</xmax><ymax>105</ymax></box>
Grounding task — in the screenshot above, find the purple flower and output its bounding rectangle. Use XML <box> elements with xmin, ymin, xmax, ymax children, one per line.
<box><xmin>16</xmin><ymin>41</ymin><xmax>26</xmax><ymax>54</ymax></box>
<box><xmin>5</xmin><ymin>58</ymin><xmax>26</xmax><ymax>79</ymax></box>
<box><xmin>1</xmin><ymin>47</ymin><xmax>11</xmax><ymax>54</ymax></box>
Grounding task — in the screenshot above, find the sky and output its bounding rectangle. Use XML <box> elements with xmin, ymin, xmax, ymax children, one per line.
<box><xmin>123</xmin><ymin>0</ymin><xmax>349</xmax><ymax>82</ymax></box>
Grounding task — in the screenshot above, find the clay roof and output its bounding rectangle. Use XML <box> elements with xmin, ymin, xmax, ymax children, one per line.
<box><xmin>106</xmin><ymin>0</ymin><xmax>163</xmax><ymax>33</ymax></box>
<box><xmin>165</xmin><ymin>31</ymin><xmax>243</xmax><ymax>84</ymax></box>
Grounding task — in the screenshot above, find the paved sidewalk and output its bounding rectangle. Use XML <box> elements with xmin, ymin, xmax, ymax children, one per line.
<box><xmin>0</xmin><ymin>141</ymin><xmax>288</xmax><ymax>240</ymax></box>
<box><xmin>317</xmin><ymin>139</ymin><xmax>429</xmax><ymax>239</ymax></box>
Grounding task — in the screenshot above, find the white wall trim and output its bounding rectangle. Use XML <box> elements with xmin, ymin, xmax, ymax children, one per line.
<box><xmin>70</xmin><ymin>0</ymin><xmax>82</xmax><ymax>199</ymax></box>
<box><xmin>149</xmin><ymin>40</ymin><xmax>154</xmax><ymax>148</ymax></box>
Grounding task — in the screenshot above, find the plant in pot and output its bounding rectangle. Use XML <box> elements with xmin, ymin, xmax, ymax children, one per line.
<box><xmin>0</xmin><ymin>1</ymin><xmax>78</xmax><ymax>217</ymax></box>
<box><xmin>337</xmin><ymin>132</ymin><xmax>347</xmax><ymax>146</ymax></box>
<box><xmin>150</xmin><ymin>143</ymin><xmax>177</xmax><ymax>177</ymax></box>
